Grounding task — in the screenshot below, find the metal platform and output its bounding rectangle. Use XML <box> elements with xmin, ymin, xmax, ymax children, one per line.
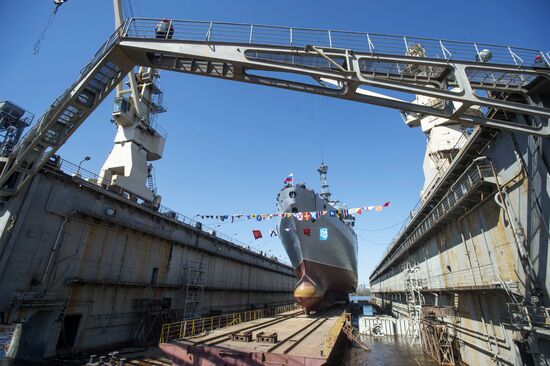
<box><xmin>159</xmin><ymin>308</ymin><xmax>347</xmax><ymax>366</ymax></box>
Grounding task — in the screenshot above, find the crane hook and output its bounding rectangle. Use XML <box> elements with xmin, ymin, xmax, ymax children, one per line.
<box><xmin>33</xmin><ymin>0</ymin><xmax>69</xmax><ymax>54</ymax></box>
<box><xmin>53</xmin><ymin>0</ymin><xmax>68</xmax><ymax>14</ymax></box>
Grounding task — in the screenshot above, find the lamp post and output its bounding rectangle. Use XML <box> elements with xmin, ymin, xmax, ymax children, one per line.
<box><xmin>76</xmin><ymin>156</ymin><xmax>91</xmax><ymax>176</ymax></box>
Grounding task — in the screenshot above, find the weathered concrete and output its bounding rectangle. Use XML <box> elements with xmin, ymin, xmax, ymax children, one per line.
<box><xmin>0</xmin><ymin>166</ymin><xmax>295</xmax><ymax>360</ymax></box>
<box><xmin>370</xmin><ymin>85</ymin><xmax>550</xmax><ymax>365</ymax></box>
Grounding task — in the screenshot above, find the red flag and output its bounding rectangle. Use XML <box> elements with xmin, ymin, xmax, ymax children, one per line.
<box><xmin>383</xmin><ymin>201</ymin><xmax>390</xmax><ymax>207</ymax></box>
<box><xmin>253</xmin><ymin>230</ymin><xmax>262</xmax><ymax>240</ymax></box>
<box><xmin>304</xmin><ymin>212</ymin><xmax>311</xmax><ymax>221</ymax></box>
<box><xmin>303</xmin><ymin>228</ymin><xmax>311</xmax><ymax>236</ymax></box>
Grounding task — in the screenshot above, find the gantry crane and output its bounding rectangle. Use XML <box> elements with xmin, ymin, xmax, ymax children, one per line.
<box><xmin>0</xmin><ymin>9</ymin><xmax>548</xmax><ymax>200</ymax></box>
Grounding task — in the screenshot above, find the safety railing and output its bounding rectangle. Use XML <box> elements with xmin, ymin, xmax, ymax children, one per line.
<box><xmin>123</xmin><ymin>18</ymin><xmax>549</xmax><ymax>68</ymax></box>
<box><xmin>10</xmin><ymin>23</ymin><xmax>128</xmax><ymax>161</ymax></box>
<box><xmin>322</xmin><ymin>311</ymin><xmax>348</xmax><ymax>358</ymax></box>
<box><xmin>42</xmin><ymin>157</ymin><xmax>291</xmax><ymax>266</ymax></box>
<box><xmin>159</xmin><ymin>303</ymin><xmax>300</xmax><ymax>343</ymax></box>
<box><xmin>373</xmin><ymin>263</ymin><xmax>510</xmax><ymax>293</ymax></box>
<box><xmin>425</xmin><ymin>263</ymin><xmax>502</xmax><ymax>290</ymax></box>
<box><xmin>508</xmin><ymin>304</ymin><xmax>550</xmax><ymax>328</ymax></box>
<box><xmin>378</xmin><ymin>127</ymin><xmax>479</xmax><ymax>264</ymax></box>
<box><xmin>375</xmin><ymin>159</ymin><xmax>495</xmax><ymax>276</ymax></box>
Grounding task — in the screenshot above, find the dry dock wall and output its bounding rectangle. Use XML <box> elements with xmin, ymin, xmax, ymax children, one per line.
<box><xmin>370</xmin><ymin>125</ymin><xmax>550</xmax><ymax>366</ymax></box>
<box><xmin>0</xmin><ymin>167</ymin><xmax>295</xmax><ymax>360</ymax></box>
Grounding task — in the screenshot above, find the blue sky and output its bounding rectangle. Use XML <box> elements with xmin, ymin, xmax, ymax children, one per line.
<box><xmin>0</xmin><ymin>0</ymin><xmax>548</xmax><ymax>285</ymax></box>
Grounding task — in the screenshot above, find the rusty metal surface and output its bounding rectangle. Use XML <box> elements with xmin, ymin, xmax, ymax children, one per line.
<box><xmin>368</xmin><ymin>93</ymin><xmax>550</xmax><ymax>366</ymax></box>
<box><xmin>420</xmin><ymin>319</ymin><xmax>454</xmax><ymax>365</ymax></box>
<box><xmin>422</xmin><ymin>306</ymin><xmax>457</xmax><ymax>319</ymax></box>
<box><xmin>160</xmin><ymin>342</ymin><xmax>327</xmax><ymax>366</ymax></box>
<box><xmin>0</xmin><ymin>170</ymin><xmax>296</xmax><ymax>359</ymax></box>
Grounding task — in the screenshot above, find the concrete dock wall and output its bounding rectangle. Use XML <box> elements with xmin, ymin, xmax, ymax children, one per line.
<box><xmin>0</xmin><ymin>168</ymin><xmax>295</xmax><ymax>359</ymax></box>
<box><xmin>369</xmin><ymin>128</ymin><xmax>550</xmax><ymax>365</ymax></box>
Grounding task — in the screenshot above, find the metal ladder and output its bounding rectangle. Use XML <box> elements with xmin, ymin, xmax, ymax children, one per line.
<box><xmin>183</xmin><ymin>258</ymin><xmax>207</xmax><ymax>319</ymax></box>
<box><xmin>405</xmin><ymin>263</ymin><xmax>424</xmax><ymax>345</ymax></box>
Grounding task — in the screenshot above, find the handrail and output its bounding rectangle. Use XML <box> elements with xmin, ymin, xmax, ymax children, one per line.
<box><xmin>44</xmin><ymin>157</ymin><xmax>292</xmax><ymax>266</ymax></box>
<box><xmin>322</xmin><ymin>311</ymin><xmax>347</xmax><ymax>357</ymax></box>
<box><xmin>373</xmin><ymin>158</ymin><xmax>495</xmax><ymax>278</ymax></box>
<box><xmin>123</xmin><ymin>18</ymin><xmax>549</xmax><ymax>68</ymax></box>
<box><xmin>374</xmin><ymin>128</ymin><xmax>482</xmax><ymax>276</ymax></box>
<box><xmin>159</xmin><ymin>303</ymin><xmax>300</xmax><ymax>343</ymax></box>
<box><xmin>10</xmin><ymin>22</ymin><xmax>129</xmax><ymax>159</ymax></box>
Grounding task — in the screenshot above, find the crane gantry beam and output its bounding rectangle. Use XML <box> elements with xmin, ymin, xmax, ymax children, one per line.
<box><xmin>0</xmin><ymin>18</ymin><xmax>549</xmax><ymax>196</ymax></box>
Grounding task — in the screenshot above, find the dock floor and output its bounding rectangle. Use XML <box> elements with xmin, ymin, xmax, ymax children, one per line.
<box><xmin>160</xmin><ymin>308</ymin><xmax>345</xmax><ymax>365</ymax></box>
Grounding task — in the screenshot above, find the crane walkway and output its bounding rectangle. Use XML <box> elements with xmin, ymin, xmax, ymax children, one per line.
<box><xmin>1</xmin><ymin>18</ymin><xmax>549</xmax><ymax>196</ymax></box>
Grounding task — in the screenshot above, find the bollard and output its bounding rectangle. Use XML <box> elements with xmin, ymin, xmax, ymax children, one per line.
<box><xmin>108</xmin><ymin>351</ymin><xmax>119</xmax><ymax>365</ymax></box>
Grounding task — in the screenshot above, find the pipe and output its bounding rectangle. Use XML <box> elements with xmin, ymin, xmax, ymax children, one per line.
<box><xmin>483</xmin><ymin>156</ymin><xmax>538</xmax><ymax>298</ymax></box>
<box><xmin>41</xmin><ymin>217</ymin><xmax>68</xmax><ymax>289</ymax></box>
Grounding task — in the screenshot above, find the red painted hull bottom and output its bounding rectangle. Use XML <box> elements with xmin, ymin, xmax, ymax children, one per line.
<box><xmin>293</xmin><ymin>260</ymin><xmax>356</xmax><ymax>311</ymax></box>
<box><xmin>159</xmin><ymin>342</ymin><xmax>327</xmax><ymax>366</ymax></box>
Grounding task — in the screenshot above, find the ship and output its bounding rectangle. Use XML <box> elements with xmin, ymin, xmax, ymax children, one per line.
<box><xmin>277</xmin><ymin>164</ymin><xmax>358</xmax><ymax>311</ymax></box>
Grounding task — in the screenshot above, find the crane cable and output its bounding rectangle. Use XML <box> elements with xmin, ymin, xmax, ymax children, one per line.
<box><xmin>33</xmin><ymin>0</ymin><xmax>68</xmax><ymax>55</ymax></box>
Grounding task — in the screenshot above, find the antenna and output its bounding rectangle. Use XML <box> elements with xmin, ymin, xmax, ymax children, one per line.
<box><xmin>317</xmin><ymin>163</ymin><xmax>331</xmax><ymax>201</ymax></box>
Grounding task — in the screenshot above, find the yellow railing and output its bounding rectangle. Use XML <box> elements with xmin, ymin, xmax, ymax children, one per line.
<box><xmin>321</xmin><ymin>311</ymin><xmax>348</xmax><ymax>358</ymax></box>
<box><xmin>159</xmin><ymin>303</ymin><xmax>300</xmax><ymax>343</ymax></box>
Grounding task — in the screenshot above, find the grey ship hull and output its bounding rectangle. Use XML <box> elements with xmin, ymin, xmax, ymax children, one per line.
<box><xmin>278</xmin><ymin>185</ymin><xmax>358</xmax><ymax>310</ymax></box>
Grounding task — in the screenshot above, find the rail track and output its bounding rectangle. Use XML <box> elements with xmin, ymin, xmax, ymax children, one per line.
<box><xmin>268</xmin><ymin>315</ymin><xmax>332</xmax><ymax>354</ymax></box>
<box><xmin>195</xmin><ymin>309</ymin><xmax>304</xmax><ymax>346</ymax></box>
<box><xmin>197</xmin><ymin>309</ymin><xmax>334</xmax><ymax>356</ymax></box>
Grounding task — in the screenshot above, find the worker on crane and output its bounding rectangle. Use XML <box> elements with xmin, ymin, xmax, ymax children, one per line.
<box><xmin>155</xmin><ymin>18</ymin><xmax>174</xmax><ymax>39</ymax></box>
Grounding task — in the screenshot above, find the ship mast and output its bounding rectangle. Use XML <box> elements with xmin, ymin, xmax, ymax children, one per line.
<box><xmin>317</xmin><ymin>163</ymin><xmax>331</xmax><ymax>201</ymax></box>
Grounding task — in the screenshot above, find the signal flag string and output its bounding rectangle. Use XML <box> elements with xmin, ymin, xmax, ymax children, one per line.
<box><xmin>195</xmin><ymin>201</ymin><xmax>390</xmax><ymax>223</ymax></box>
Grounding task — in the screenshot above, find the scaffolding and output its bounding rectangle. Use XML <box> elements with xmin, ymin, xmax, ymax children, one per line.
<box><xmin>133</xmin><ymin>298</ymin><xmax>175</xmax><ymax>345</ymax></box>
<box><xmin>405</xmin><ymin>263</ymin><xmax>423</xmax><ymax>345</ymax></box>
<box><xmin>0</xmin><ymin>101</ymin><xmax>33</xmax><ymax>156</ymax></box>
<box><xmin>421</xmin><ymin>318</ymin><xmax>455</xmax><ymax>365</ymax></box>
<box><xmin>183</xmin><ymin>258</ymin><xmax>207</xmax><ymax>319</ymax></box>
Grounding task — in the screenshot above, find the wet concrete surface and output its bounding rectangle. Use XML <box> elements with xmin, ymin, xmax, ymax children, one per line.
<box><xmin>341</xmin><ymin>335</ymin><xmax>441</xmax><ymax>365</ymax></box>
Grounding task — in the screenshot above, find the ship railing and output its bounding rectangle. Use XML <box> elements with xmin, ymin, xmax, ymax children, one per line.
<box><xmin>43</xmin><ymin>157</ymin><xmax>291</xmax><ymax>266</ymax></box>
<box><xmin>321</xmin><ymin>310</ymin><xmax>348</xmax><ymax>358</ymax></box>
<box><xmin>159</xmin><ymin>303</ymin><xmax>301</xmax><ymax>343</ymax></box>
<box><xmin>123</xmin><ymin>18</ymin><xmax>549</xmax><ymax>70</ymax></box>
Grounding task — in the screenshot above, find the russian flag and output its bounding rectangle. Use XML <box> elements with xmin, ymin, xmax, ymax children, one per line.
<box><xmin>284</xmin><ymin>172</ymin><xmax>293</xmax><ymax>184</ymax></box>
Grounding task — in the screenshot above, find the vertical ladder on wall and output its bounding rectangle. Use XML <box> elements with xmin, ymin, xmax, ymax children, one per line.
<box><xmin>405</xmin><ymin>263</ymin><xmax>424</xmax><ymax>345</ymax></box>
<box><xmin>183</xmin><ymin>257</ymin><xmax>207</xmax><ymax>319</ymax></box>
<box><xmin>482</xmin><ymin>317</ymin><xmax>501</xmax><ymax>364</ymax></box>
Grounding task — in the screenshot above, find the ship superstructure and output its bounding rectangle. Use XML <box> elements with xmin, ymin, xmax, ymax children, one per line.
<box><xmin>277</xmin><ymin>164</ymin><xmax>358</xmax><ymax>311</ymax></box>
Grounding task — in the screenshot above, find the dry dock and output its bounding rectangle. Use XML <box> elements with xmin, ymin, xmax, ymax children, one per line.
<box><xmin>369</xmin><ymin>82</ymin><xmax>550</xmax><ymax>364</ymax></box>
<box><xmin>0</xmin><ymin>161</ymin><xmax>295</xmax><ymax>360</ymax></box>
<box><xmin>159</xmin><ymin>307</ymin><xmax>347</xmax><ymax>365</ymax></box>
